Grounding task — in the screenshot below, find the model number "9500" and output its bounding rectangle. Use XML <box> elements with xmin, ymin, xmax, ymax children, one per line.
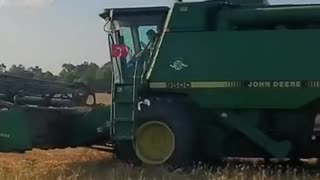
<box><xmin>166</xmin><ymin>82</ymin><xmax>191</xmax><ymax>88</ymax></box>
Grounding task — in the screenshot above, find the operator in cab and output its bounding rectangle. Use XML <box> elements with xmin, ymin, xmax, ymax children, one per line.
<box><xmin>146</xmin><ymin>29</ymin><xmax>157</xmax><ymax>44</ymax></box>
<box><xmin>126</xmin><ymin>29</ymin><xmax>157</xmax><ymax>66</ymax></box>
<box><xmin>139</xmin><ymin>29</ymin><xmax>157</xmax><ymax>50</ymax></box>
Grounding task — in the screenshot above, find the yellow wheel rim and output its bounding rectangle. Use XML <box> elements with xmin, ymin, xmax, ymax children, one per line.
<box><xmin>135</xmin><ymin>121</ymin><xmax>175</xmax><ymax>165</ymax></box>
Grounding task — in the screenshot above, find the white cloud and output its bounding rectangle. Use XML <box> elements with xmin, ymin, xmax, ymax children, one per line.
<box><xmin>0</xmin><ymin>0</ymin><xmax>55</xmax><ymax>8</ymax></box>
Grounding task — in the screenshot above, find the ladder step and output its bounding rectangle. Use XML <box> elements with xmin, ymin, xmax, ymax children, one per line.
<box><xmin>113</xmin><ymin>136</ymin><xmax>133</xmax><ymax>141</ymax></box>
<box><xmin>114</xmin><ymin>83</ymin><xmax>134</xmax><ymax>86</ymax></box>
<box><xmin>115</xmin><ymin>118</ymin><xmax>133</xmax><ymax>122</ymax></box>
<box><xmin>114</xmin><ymin>101</ymin><xmax>134</xmax><ymax>104</ymax></box>
<box><xmin>111</xmin><ymin>83</ymin><xmax>135</xmax><ymax>141</ymax></box>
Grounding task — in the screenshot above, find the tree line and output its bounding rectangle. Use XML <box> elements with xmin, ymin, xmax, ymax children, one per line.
<box><xmin>0</xmin><ymin>62</ymin><xmax>112</xmax><ymax>92</ymax></box>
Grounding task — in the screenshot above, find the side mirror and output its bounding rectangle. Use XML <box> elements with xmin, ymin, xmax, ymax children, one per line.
<box><xmin>111</xmin><ymin>44</ymin><xmax>129</xmax><ymax>58</ymax></box>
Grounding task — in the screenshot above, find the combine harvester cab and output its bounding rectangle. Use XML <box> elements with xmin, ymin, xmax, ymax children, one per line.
<box><xmin>0</xmin><ymin>75</ymin><xmax>110</xmax><ymax>152</ymax></box>
<box><xmin>99</xmin><ymin>0</ymin><xmax>320</xmax><ymax>167</ymax></box>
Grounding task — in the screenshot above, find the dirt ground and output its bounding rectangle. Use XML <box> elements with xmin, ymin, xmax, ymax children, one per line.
<box><xmin>0</xmin><ymin>148</ymin><xmax>191</xmax><ymax>180</ymax></box>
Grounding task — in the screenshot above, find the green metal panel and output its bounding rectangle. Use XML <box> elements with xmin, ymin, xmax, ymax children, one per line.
<box><xmin>217</xmin><ymin>5</ymin><xmax>320</xmax><ymax>30</ymax></box>
<box><xmin>195</xmin><ymin>109</ymin><xmax>313</xmax><ymax>158</ymax></box>
<box><xmin>143</xmin><ymin>2</ymin><xmax>320</xmax><ymax>158</ymax></box>
<box><xmin>114</xmin><ymin>85</ymin><xmax>134</xmax><ymax>103</ymax></box>
<box><xmin>0</xmin><ymin>110</ymin><xmax>32</xmax><ymax>152</ymax></box>
<box><xmin>0</xmin><ymin>107</ymin><xmax>111</xmax><ymax>151</ymax></box>
<box><xmin>66</xmin><ymin>106</ymin><xmax>110</xmax><ymax>146</ymax></box>
<box><xmin>166</xmin><ymin>2</ymin><xmax>211</xmax><ymax>31</ymax></box>
<box><xmin>166</xmin><ymin>0</ymin><xmax>270</xmax><ymax>32</ymax></box>
<box><xmin>148</xmin><ymin>30</ymin><xmax>320</xmax><ymax>108</ymax></box>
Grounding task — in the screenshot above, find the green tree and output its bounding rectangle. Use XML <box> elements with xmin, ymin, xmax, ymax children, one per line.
<box><xmin>42</xmin><ymin>71</ymin><xmax>57</xmax><ymax>81</ymax></box>
<box><xmin>27</xmin><ymin>66</ymin><xmax>43</xmax><ymax>80</ymax></box>
<box><xmin>76</xmin><ymin>62</ymin><xmax>99</xmax><ymax>84</ymax></box>
<box><xmin>60</xmin><ymin>70</ymin><xmax>78</xmax><ymax>83</ymax></box>
<box><xmin>96</xmin><ymin>62</ymin><xmax>112</xmax><ymax>81</ymax></box>
<box><xmin>59</xmin><ymin>63</ymin><xmax>78</xmax><ymax>83</ymax></box>
<box><xmin>0</xmin><ymin>63</ymin><xmax>6</xmax><ymax>73</ymax></box>
<box><xmin>9</xmin><ymin>64</ymin><xmax>26</xmax><ymax>72</ymax></box>
<box><xmin>92</xmin><ymin>62</ymin><xmax>112</xmax><ymax>92</ymax></box>
<box><xmin>62</xmin><ymin>63</ymin><xmax>76</xmax><ymax>73</ymax></box>
<box><xmin>7</xmin><ymin>64</ymin><xmax>34</xmax><ymax>79</ymax></box>
<box><xmin>28</xmin><ymin>66</ymin><xmax>42</xmax><ymax>74</ymax></box>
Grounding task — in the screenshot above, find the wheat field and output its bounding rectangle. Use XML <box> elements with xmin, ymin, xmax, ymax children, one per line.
<box><xmin>1</xmin><ymin>93</ymin><xmax>320</xmax><ymax>179</ymax></box>
<box><xmin>1</xmin><ymin>148</ymin><xmax>320</xmax><ymax>180</ymax></box>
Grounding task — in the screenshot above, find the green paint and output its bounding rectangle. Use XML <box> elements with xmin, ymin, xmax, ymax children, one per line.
<box><xmin>218</xmin><ymin>111</ymin><xmax>291</xmax><ymax>158</ymax></box>
<box><xmin>149</xmin><ymin>29</ymin><xmax>320</xmax><ymax>108</ymax></box>
<box><xmin>0</xmin><ymin>110</ymin><xmax>32</xmax><ymax>152</ymax></box>
<box><xmin>100</xmin><ymin>1</ymin><xmax>320</xmax><ymax>163</ymax></box>
<box><xmin>66</xmin><ymin>106</ymin><xmax>110</xmax><ymax>146</ymax></box>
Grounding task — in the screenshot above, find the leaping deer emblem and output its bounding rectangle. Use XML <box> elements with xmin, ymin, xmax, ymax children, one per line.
<box><xmin>170</xmin><ymin>58</ymin><xmax>188</xmax><ymax>71</ymax></box>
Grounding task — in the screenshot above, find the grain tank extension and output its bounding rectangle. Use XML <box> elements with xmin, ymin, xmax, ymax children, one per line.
<box><xmin>100</xmin><ymin>0</ymin><xmax>320</xmax><ymax>166</ymax></box>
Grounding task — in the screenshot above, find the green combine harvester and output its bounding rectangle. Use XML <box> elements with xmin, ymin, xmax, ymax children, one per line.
<box><xmin>3</xmin><ymin>0</ymin><xmax>320</xmax><ymax>166</ymax></box>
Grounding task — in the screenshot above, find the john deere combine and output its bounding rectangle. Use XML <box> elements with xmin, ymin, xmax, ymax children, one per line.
<box><xmin>3</xmin><ymin>0</ymin><xmax>320</xmax><ymax>167</ymax></box>
<box><xmin>100</xmin><ymin>0</ymin><xmax>320</xmax><ymax>166</ymax></box>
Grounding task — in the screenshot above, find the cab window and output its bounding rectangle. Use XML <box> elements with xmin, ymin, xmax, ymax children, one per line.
<box><xmin>119</xmin><ymin>26</ymin><xmax>135</xmax><ymax>61</ymax></box>
<box><xmin>138</xmin><ymin>26</ymin><xmax>158</xmax><ymax>50</ymax></box>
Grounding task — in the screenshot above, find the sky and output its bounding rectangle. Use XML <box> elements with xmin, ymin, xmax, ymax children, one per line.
<box><xmin>0</xmin><ymin>0</ymin><xmax>320</xmax><ymax>75</ymax></box>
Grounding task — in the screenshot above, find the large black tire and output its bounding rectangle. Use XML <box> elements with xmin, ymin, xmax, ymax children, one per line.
<box><xmin>114</xmin><ymin>140</ymin><xmax>141</xmax><ymax>165</ymax></box>
<box><xmin>134</xmin><ymin>95</ymin><xmax>196</xmax><ymax>167</ymax></box>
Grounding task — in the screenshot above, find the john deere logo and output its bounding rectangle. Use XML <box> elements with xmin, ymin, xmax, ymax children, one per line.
<box><xmin>170</xmin><ymin>58</ymin><xmax>188</xmax><ymax>71</ymax></box>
